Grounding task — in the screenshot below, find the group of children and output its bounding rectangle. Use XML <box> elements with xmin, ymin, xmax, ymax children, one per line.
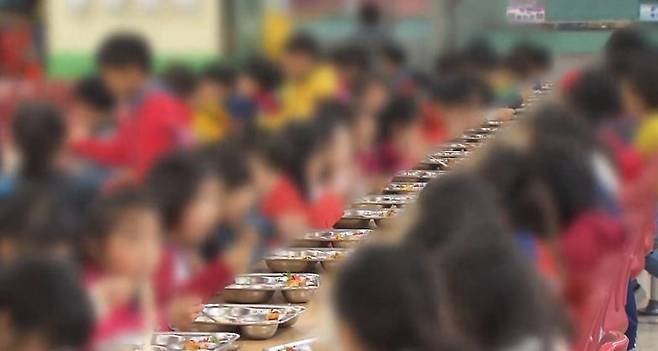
<box><xmin>0</xmin><ymin>16</ymin><xmax>654</xmax><ymax>351</ymax></box>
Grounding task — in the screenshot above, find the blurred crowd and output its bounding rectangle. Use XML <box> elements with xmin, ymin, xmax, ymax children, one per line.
<box><xmin>2</xmin><ymin>2</ymin><xmax>658</xmax><ymax>351</ymax></box>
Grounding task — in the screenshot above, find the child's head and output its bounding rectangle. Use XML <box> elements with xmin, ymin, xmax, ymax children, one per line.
<box><xmin>161</xmin><ymin>62</ymin><xmax>199</xmax><ymax>101</ymax></box>
<box><xmin>0</xmin><ymin>258</ymin><xmax>93</xmax><ymax>351</ymax></box>
<box><xmin>358</xmin><ymin>2</ymin><xmax>382</xmax><ymax>27</ymax></box>
<box><xmin>605</xmin><ymin>26</ymin><xmax>653</xmax><ymax>78</ymax></box>
<box><xmin>354</xmin><ymin>74</ymin><xmax>390</xmax><ymax>115</ymax></box>
<box><xmin>147</xmin><ymin>151</ymin><xmax>223</xmax><ymax>246</ymax></box>
<box><xmin>566</xmin><ymin>68</ymin><xmax>623</xmax><ymax>126</ymax></box>
<box><xmin>432</xmin><ymin>74</ymin><xmax>492</xmax><ymax>134</ymax></box>
<box><xmin>71</xmin><ymin>75</ymin><xmax>115</xmax><ymax>124</ymax></box>
<box><xmin>461</xmin><ymin>38</ymin><xmax>501</xmax><ymax>78</ymax></box>
<box><xmin>436</xmin><ymin>239</ymin><xmax>569</xmax><ymax>351</ymax></box>
<box><xmin>505</xmin><ymin>42</ymin><xmax>552</xmax><ymax>83</ymax></box>
<box><xmin>379</xmin><ymin>42</ymin><xmax>406</xmax><ymax>76</ymax></box>
<box><xmin>377</xmin><ymin>96</ymin><xmax>420</xmax><ymax>147</ymax></box>
<box><xmin>210</xmin><ymin>140</ymin><xmax>255</xmax><ymax>224</ymax></box>
<box><xmin>331</xmin><ymin>44</ymin><xmax>370</xmax><ymax>86</ymax></box>
<box><xmin>620</xmin><ymin>51</ymin><xmax>658</xmax><ymax>117</ymax></box>
<box><xmin>333</xmin><ymin>245</ymin><xmax>449</xmax><ymax>351</ymax></box>
<box><xmin>196</xmin><ymin>63</ymin><xmax>236</xmax><ymax>105</ymax></box>
<box><xmin>96</xmin><ymin>32</ymin><xmax>153</xmax><ymax>100</ymax></box>
<box><xmin>85</xmin><ymin>187</ymin><xmax>161</xmax><ymax>281</ymax></box>
<box><xmin>314</xmin><ymin>100</ymin><xmax>356</xmax><ymax>172</ymax></box>
<box><xmin>237</xmin><ymin>57</ymin><xmax>282</xmax><ymax>97</ymax></box>
<box><xmin>275</xmin><ymin>121</ymin><xmax>325</xmax><ymax>198</ymax></box>
<box><xmin>406</xmin><ymin>171</ymin><xmax>505</xmax><ymax>252</ymax></box>
<box><xmin>12</xmin><ymin>101</ymin><xmax>66</xmax><ymax>181</ymax></box>
<box><xmin>283</xmin><ymin>32</ymin><xmax>321</xmax><ymax>80</ymax></box>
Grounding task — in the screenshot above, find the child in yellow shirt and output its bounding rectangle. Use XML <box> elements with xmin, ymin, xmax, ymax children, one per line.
<box><xmin>193</xmin><ymin>64</ymin><xmax>236</xmax><ymax>143</ymax></box>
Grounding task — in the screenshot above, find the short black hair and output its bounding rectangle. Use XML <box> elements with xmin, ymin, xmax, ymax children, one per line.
<box><xmin>605</xmin><ymin>27</ymin><xmax>654</xmax><ymax>78</ymax></box>
<box><xmin>199</xmin><ymin>139</ymin><xmax>252</xmax><ymax>190</ymax></box>
<box><xmin>377</xmin><ymin>96</ymin><xmax>418</xmax><ymax>142</ymax></box>
<box><xmin>12</xmin><ymin>101</ymin><xmax>66</xmax><ymax>180</ymax></box>
<box><xmin>73</xmin><ymin>76</ymin><xmax>115</xmax><ymax>112</ymax></box>
<box><xmin>146</xmin><ymin>150</ymin><xmax>217</xmax><ymax>230</ymax></box>
<box><xmin>202</xmin><ymin>62</ymin><xmax>236</xmax><ymax>87</ymax></box>
<box><xmin>435</xmin><ymin>51</ymin><xmax>466</xmax><ymax>77</ymax></box>
<box><xmin>334</xmin><ymin>245</ymin><xmax>447</xmax><ymax>350</ymax></box>
<box><xmin>432</xmin><ymin>73</ymin><xmax>493</xmax><ymax>107</ymax></box>
<box><xmin>358</xmin><ymin>2</ymin><xmax>382</xmax><ymax>26</ymax></box>
<box><xmin>285</xmin><ymin>32</ymin><xmax>321</xmax><ymax>59</ymax></box>
<box><xmin>462</xmin><ymin>38</ymin><xmax>500</xmax><ymax>72</ymax></box>
<box><xmin>161</xmin><ymin>62</ymin><xmax>198</xmax><ymax>99</ymax></box>
<box><xmin>243</xmin><ymin>57</ymin><xmax>283</xmax><ymax>91</ymax></box>
<box><xmin>624</xmin><ymin>51</ymin><xmax>658</xmax><ymax>110</ymax></box>
<box><xmin>506</xmin><ymin>42</ymin><xmax>552</xmax><ymax>76</ymax></box>
<box><xmin>567</xmin><ymin>68</ymin><xmax>623</xmax><ymax>126</ymax></box>
<box><xmin>96</xmin><ymin>32</ymin><xmax>153</xmax><ymax>72</ymax></box>
<box><xmin>380</xmin><ymin>42</ymin><xmax>406</xmax><ymax>67</ymax></box>
<box><xmin>0</xmin><ymin>258</ymin><xmax>93</xmax><ymax>349</ymax></box>
<box><xmin>331</xmin><ymin>43</ymin><xmax>371</xmax><ymax>73</ymax></box>
<box><xmin>86</xmin><ymin>187</ymin><xmax>155</xmax><ymax>243</ymax></box>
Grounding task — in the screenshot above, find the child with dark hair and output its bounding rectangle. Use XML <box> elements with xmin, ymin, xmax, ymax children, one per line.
<box><xmin>233</xmin><ymin>57</ymin><xmax>283</xmax><ymax>129</ymax></box>
<box><xmin>605</xmin><ymin>26</ymin><xmax>654</xmax><ymax>79</ymax></box>
<box><xmin>147</xmin><ymin>150</ymin><xmax>249</xmax><ymax>305</ymax></box>
<box><xmin>379</xmin><ymin>42</ymin><xmax>416</xmax><ymax>95</ymax></box>
<box><xmin>424</xmin><ymin>73</ymin><xmax>492</xmax><ymax>143</ymax></box>
<box><xmin>72</xmin><ymin>32</ymin><xmax>193</xmax><ymax>181</ymax></box>
<box><xmin>330</xmin><ymin>43</ymin><xmax>371</xmax><ymax>101</ymax></box>
<box><xmin>366</xmin><ymin>96</ymin><xmax>423</xmax><ymax>175</ymax></box>
<box><xmin>333</xmin><ymin>245</ymin><xmax>462</xmax><ymax>351</ymax></box>
<box><xmin>193</xmin><ymin>63</ymin><xmax>236</xmax><ymax>143</ymax></box>
<box><xmin>71</xmin><ymin>75</ymin><xmax>115</xmax><ymax>136</ymax></box>
<box><xmin>505</xmin><ymin>41</ymin><xmax>553</xmax><ymax>88</ymax></box>
<box><xmin>279</xmin><ymin>32</ymin><xmax>338</xmax><ymax>124</ymax></box>
<box><xmin>161</xmin><ymin>62</ymin><xmax>199</xmax><ymax>102</ymax></box>
<box><xmin>0</xmin><ymin>258</ymin><xmax>94</xmax><ymax>351</ymax></box>
<box><xmin>435</xmin><ymin>239</ymin><xmax>570</xmax><ymax>351</ymax></box>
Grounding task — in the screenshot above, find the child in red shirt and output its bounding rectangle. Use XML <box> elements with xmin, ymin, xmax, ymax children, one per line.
<box><xmin>71</xmin><ymin>33</ymin><xmax>192</xmax><ymax>182</ymax></box>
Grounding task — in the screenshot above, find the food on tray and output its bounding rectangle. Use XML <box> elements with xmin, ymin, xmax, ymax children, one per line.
<box><xmin>327</xmin><ymin>251</ymin><xmax>345</xmax><ymax>260</ymax></box>
<box><xmin>182</xmin><ymin>336</ymin><xmax>219</xmax><ymax>350</ymax></box>
<box><xmin>267</xmin><ymin>310</ymin><xmax>281</xmax><ymax>321</ymax></box>
<box><xmin>285</xmin><ymin>273</ymin><xmax>307</xmax><ymax>288</ymax></box>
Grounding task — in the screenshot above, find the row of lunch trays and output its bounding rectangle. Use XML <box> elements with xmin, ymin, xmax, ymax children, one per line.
<box><xmin>122</xmin><ymin>89</ymin><xmax>547</xmax><ymax>350</ymax></box>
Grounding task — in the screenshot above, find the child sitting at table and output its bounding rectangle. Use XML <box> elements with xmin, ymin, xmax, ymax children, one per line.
<box><xmin>0</xmin><ymin>258</ymin><xmax>94</xmax><ymax>351</ymax></box>
<box><xmin>148</xmin><ymin>151</ymin><xmax>252</xmax><ymax>305</ymax></box>
<box><xmin>333</xmin><ymin>245</ymin><xmax>464</xmax><ymax>351</ymax></box>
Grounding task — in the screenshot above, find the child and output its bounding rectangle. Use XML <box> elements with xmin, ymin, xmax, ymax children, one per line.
<box><xmin>192</xmin><ymin>63</ymin><xmax>236</xmax><ymax>143</ymax></box>
<box><xmin>72</xmin><ymin>32</ymin><xmax>192</xmax><ymax>181</ymax></box>
<box><xmin>0</xmin><ymin>258</ymin><xmax>94</xmax><ymax>351</ymax></box>
<box><xmin>232</xmin><ymin>57</ymin><xmax>282</xmax><ymax>129</ymax></box>
<box><xmin>70</xmin><ymin>75</ymin><xmax>115</xmax><ymax>138</ymax></box>
<box><xmin>279</xmin><ymin>32</ymin><xmax>338</xmax><ymax>124</ymax></box>
<box><xmin>367</xmin><ymin>96</ymin><xmax>424</xmax><ymax>176</ymax></box>
<box><xmin>333</xmin><ymin>245</ymin><xmax>462</xmax><ymax>351</ymax></box>
<box><xmin>378</xmin><ymin>42</ymin><xmax>416</xmax><ymax>96</ymax></box>
<box><xmin>82</xmin><ymin>187</ymin><xmax>165</xmax><ymax>346</ymax></box>
<box><xmin>330</xmin><ymin>44</ymin><xmax>371</xmax><ymax>102</ymax></box>
<box><xmin>147</xmin><ymin>151</ymin><xmax>249</xmax><ymax>305</ymax></box>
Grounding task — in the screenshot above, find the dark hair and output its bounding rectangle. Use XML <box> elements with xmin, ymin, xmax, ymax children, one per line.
<box><xmin>272</xmin><ymin>122</ymin><xmax>323</xmax><ymax>199</ymax></box>
<box><xmin>0</xmin><ymin>187</ymin><xmax>82</xmax><ymax>256</ymax></box>
<box><xmin>405</xmin><ymin>172</ymin><xmax>505</xmax><ymax>251</ymax></box>
<box><xmin>477</xmin><ymin>144</ymin><xmax>557</xmax><ymax>239</ymax></box>
<box><xmin>96</xmin><ymin>32</ymin><xmax>153</xmax><ymax>72</ymax></box>
<box><xmin>435</xmin><ymin>51</ymin><xmax>466</xmax><ymax>77</ymax></box>
<box><xmin>505</xmin><ymin>42</ymin><xmax>552</xmax><ymax>77</ymax></box>
<box><xmin>243</xmin><ymin>57</ymin><xmax>283</xmax><ymax>91</ymax></box>
<box><xmin>605</xmin><ymin>27</ymin><xmax>654</xmax><ymax>78</ymax></box>
<box><xmin>314</xmin><ymin>99</ymin><xmax>356</xmax><ymax>127</ymax></box>
<box><xmin>146</xmin><ymin>150</ymin><xmax>217</xmax><ymax>230</ymax></box>
<box><xmin>567</xmin><ymin>68</ymin><xmax>623</xmax><ymax>126</ymax></box>
<box><xmin>436</xmin><ymin>240</ymin><xmax>569</xmax><ymax>351</ymax></box>
<box><xmin>380</xmin><ymin>42</ymin><xmax>406</xmax><ymax>67</ymax></box>
<box><xmin>432</xmin><ymin>73</ymin><xmax>493</xmax><ymax>107</ymax></box>
<box><xmin>202</xmin><ymin>139</ymin><xmax>252</xmax><ymax>189</ymax></box>
<box><xmin>73</xmin><ymin>76</ymin><xmax>115</xmax><ymax>112</ymax></box>
<box><xmin>624</xmin><ymin>51</ymin><xmax>658</xmax><ymax>110</ymax></box>
<box><xmin>202</xmin><ymin>62</ymin><xmax>236</xmax><ymax>87</ymax></box>
<box><xmin>161</xmin><ymin>62</ymin><xmax>198</xmax><ymax>99</ymax></box>
<box><xmin>462</xmin><ymin>38</ymin><xmax>500</xmax><ymax>73</ymax></box>
<box><xmin>331</xmin><ymin>43</ymin><xmax>371</xmax><ymax>73</ymax></box>
<box><xmin>358</xmin><ymin>2</ymin><xmax>382</xmax><ymax>26</ymax></box>
<box><xmin>285</xmin><ymin>32</ymin><xmax>321</xmax><ymax>59</ymax></box>
<box><xmin>334</xmin><ymin>245</ymin><xmax>451</xmax><ymax>351</ymax></box>
<box><xmin>86</xmin><ymin>187</ymin><xmax>155</xmax><ymax>244</ymax></box>
<box><xmin>377</xmin><ymin>96</ymin><xmax>418</xmax><ymax>142</ymax></box>
<box><xmin>0</xmin><ymin>258</ymin><xmax>93</xmax><ymax>349</ymax></box>
<box><xmin>12</xmin><ymin>101</ymin><xmax>66</xmax><ymax>181</ymax></box>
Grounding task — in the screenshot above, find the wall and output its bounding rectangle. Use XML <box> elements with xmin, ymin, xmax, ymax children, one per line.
<box><xmin>45</xmin><ymin>0</ymin><xmax>223</xmax><ymax>78</ymax></box>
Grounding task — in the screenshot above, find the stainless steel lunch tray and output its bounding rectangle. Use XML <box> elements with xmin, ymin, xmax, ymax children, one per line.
<box><xmin>264</xmin><ymin>248</ymin><xmax>349</xmax><ymax>272</ymax></box>
<box><xmin>439</xmin><ymin>143</ymin><xmax>473</xmax><ymax>152</ymax></box>
<box><xmin>352</xmin><ymin>194</ymin><xmax>417</xmax><ymax>207</ymax></box>
<box><xmin>334</xmin><ymin>207</ymin><xmax>401</xmax><ymax>229</ymax></box>
<box><xmin>263</xmin><ymin>338</ymin><xmax>317</xmax><ymax>351</ymax></box>
<box><xmin>222</xmin><ymin>273</ymin><xmax>320</xmax><ymax>304</ymax></box>
<box><xmin>151</xmin><ymin>332</ymin><xmax>240</xmax><ymax>351</ymax></box>
<box><xmin>383</xmin><ymin>182</ymin><xmax>428</xmax><ymax>194</ymax></box>
<box><xmin>393</xmin><ymin>169</ymin><xmax>444</xmax><ymax>182</ymax></box>
<box><xmin>293</xmin><ymin>229</ymin><xmax>371</xmax><ymax>248</ymax></box>
<box><xmin>459</xmin><ymin>133</ymin><xmax>491</xmax><ymax>143</ymax></box>
<box><xmin>194</xmin><ymin>304</ymin><xmax>305</xmax><ymax>340</ymax></box>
